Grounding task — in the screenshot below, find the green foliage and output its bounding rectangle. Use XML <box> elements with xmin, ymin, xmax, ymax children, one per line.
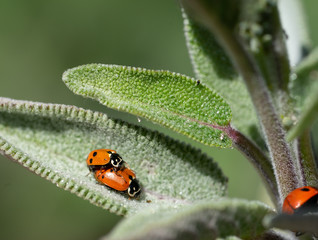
<box><xmin>1</xmin><ymin>0</ymin><xmax>318</xmax><ymax>239</ymax></box>
<box><xmin>0</xmin><ymin>97</ymin><xmax>227</xmax><ymax>216</ymax></box>
<box><xmin>63</xmin><ymin>64</ymin><xmax>232</xmax><ymax>148</ymax></box>
<box><xmin>105</xmin><ymin>199</ymin><xmax>273</xmax><ymax>240</ymax></box>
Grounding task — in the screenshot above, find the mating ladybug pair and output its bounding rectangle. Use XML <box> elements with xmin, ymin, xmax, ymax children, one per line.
<box><xmin>86</xmin><ymin>149</ymin><xmax>141</xmax><ymax>198</ymax></box>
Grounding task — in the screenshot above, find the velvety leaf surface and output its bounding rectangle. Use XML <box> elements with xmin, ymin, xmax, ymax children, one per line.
<box><xmin>0</xmin><ymin>97</ymin><xmax>227</xmax><ymax>216</ymax></box>
<box><xmin>105</xmin><ymin>199</ymin><xmax>273</xmax><ymax>240</ymax></box>
<box><xmin>63</xmin><ymin>64</ymin><xmax>232</xmax><ymax>148</ymax></box>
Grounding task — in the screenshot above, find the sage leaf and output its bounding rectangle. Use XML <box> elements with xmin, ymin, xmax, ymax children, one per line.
<box><xmin>63</xmin><ymin>64</ymin><xmax>232</xmax><ymax>148</ymax></box>
<box><xmin>288</xmin><ymin>48</ymin><xmax>318</xmax><ymax>140</ymax></box>
<box><xmin>292</xmin><ymin>47</ymin><xmax>318</xmax><ymax>110</ymax></box>
<box><xmin>0</xmin><ymin>97</ymin><xmax>227</xmax><ymax>216</ymax></box>
<box><xmin>288</xmin><ymin>82</ymin><xmax>318</xmax><ymax>141</ymax></box>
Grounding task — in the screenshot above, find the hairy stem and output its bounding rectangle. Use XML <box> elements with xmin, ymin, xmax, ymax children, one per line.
<box><xmin>225</xmin><ymin>126</ymin><xmax>279</xmax><ymax>207</ymax></box>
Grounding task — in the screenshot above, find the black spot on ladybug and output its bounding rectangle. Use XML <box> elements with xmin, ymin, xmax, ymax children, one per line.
<box><xmin>301</xmin><ymin>187</ymin><xmax>310</xmax><ymax>192</ymax></box>
<box><xmin>89</xmin><ymin>159</ymin><xmax>93</xmax><ymax>163</ymax></box>
<box><xmin>102</xmin><ymin>175</ymin><xmax>104</xmax><ymax>179</ymax></box>
<box><xmin>93</xmin><ymin>152</ymin><xmax>97</xmax><ymax>157</ymax></box>
<box><xmin>110</xmin><ymin>169</ymin><xmax>113</xmax><ymax>172</ymax></box>
<box><xmin>129</xmin><ymin>175</ymin><xmax>133</xmax><ymax>180</ymax></box>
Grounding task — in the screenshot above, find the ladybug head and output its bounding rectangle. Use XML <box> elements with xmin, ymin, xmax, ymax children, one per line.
<box><xmin>109</xmin><ymin>152</ymin><xmax>124</xmax><ymax>168</ymax></box>
<box><xmin>127</xmin><ymin>179</ymin><xmax>141</xmax><ymax>198</ymax></box>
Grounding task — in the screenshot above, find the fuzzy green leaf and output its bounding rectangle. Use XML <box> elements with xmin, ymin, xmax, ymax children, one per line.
<box><xmin>183</xmin><ymin>11</ymin><xmax>262</xmax><ymax>147</ymax></box>
<box><xmin>291</xmin><ymin>47</ymin><xmax>318</xmax><ymax>109</ymax></box>
<box><xmin>105</xmin><ymin>199</ymin><xmax>273</xmax><ymax>240</ymax></box>
<box><xmin>288</xmin><ymin>83</ymin><xmax>318</xmax><ymax>141</ymax></box>
<box><xmin>288</xmin><ymin>48</ymin><xmax>318</xmax><ymax>140</ymax></box>
<box><xmin>62</xmin><ymin>64</ymin><xmax>232</xmax><ymax>148</ymax></box>
<box><xmin>0</xmin><ymin>97</ymin><xmax>227</xmax><ymax>216</ymax></box>
<box><xmin>287</xmin><ymin>48</ymin><xmax>318</xmax><ymax>139</ymax></box>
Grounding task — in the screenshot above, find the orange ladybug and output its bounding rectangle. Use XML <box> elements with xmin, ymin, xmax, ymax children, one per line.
<box><xmin>95</xmin><ymin>167</ymin><xmax>141</xmax><ymax>198</ymax></box>
<box><xmin>86</xmin><ymin>149</ymin><xmax>124</xmax><ymax>172</ymax></box>
<box><xmin>282</xmin><ymin>186</ymin><xmax>318</xmax><ymax>215</ymax></box>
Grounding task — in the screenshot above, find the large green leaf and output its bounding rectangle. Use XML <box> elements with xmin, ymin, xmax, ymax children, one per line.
<box><xmin>63</xmin><ymin>64</ymin><xmax>232</xmax><ymax>148</ymax></box>
<box><xmin>105</xmin><ymin>199</ymin><xmax>273</xmax><ymax>240</ymax></box>
<box><xmin>0</xmin><ymin>97</ymin><xmax>227</xmax><ymax>216</ymax></box>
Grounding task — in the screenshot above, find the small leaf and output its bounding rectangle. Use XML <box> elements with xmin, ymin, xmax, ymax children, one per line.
<box><xmin>63</xmin><ymin>64</ymin><xmax>232</xmax><ymax>148</ymax></box>
<box><xmin>0</xmin><ymin>97</ymin><xmax>227</xmax><ymax>215</ymax></box>
<box><xmin>291</xmin><ymin>47</ymin><xmax>318</xmax><ymax>110</ymax></box>
<box><xmin>287</xmin><ymin>81</ymin><xmax>318</xmax><ymax>141</ymax></box>
<box><xmin>182</xmin><ymin>10</ymin><xmax>263</xmax><ymax>147</ymax></box>
<box><xmin>105</xmin><ymin>199</ymin><xmax>273</xmax><ymax>240</ymax></box>
<box><xmin>288</xmin><ymin>48</ymin><xmax>318</xmax><ymax>139</ymax></box>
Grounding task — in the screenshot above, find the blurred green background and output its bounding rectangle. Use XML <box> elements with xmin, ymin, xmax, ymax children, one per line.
<box><xmin>0</xmin><ymin>1</ymin><xmax>318</xmax><ymax>239</ymax></box>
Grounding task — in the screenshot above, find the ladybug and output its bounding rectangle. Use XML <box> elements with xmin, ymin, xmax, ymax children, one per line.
<box><xmin>282</xmin><ymin>186</ymin><xmax>318</xmax><ymax>215</ymax></box>
<box><xmin>86</xmin><ymin>149</ymin><xmax>124</xmax><ymax>172</ymax></box>
<box><xmin>95</xmin><ymin>167</ymin><xmax>141</xmax><ymax>198</ymax></box>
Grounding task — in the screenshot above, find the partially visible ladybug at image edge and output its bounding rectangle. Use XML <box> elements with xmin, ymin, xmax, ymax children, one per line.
<box><xmin>282</xmin><ymin>186</ymin><xmax>318</xmax><ymax>236</ymax></box>
<box><xmin>282</xmin><ymin>186</ymin><xmax>318</xmax><ymax>215</ymax></box>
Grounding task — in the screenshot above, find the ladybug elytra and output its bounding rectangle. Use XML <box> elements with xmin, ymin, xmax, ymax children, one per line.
<box><xmin>282</xmin><ymin>186</ymin><xmax>318</xmax><ymax>215</ymax></box>
<box><xmin>95</xmin><ymin>167</ymin><xmax>141</xmax><ymax>198</ymax></box>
